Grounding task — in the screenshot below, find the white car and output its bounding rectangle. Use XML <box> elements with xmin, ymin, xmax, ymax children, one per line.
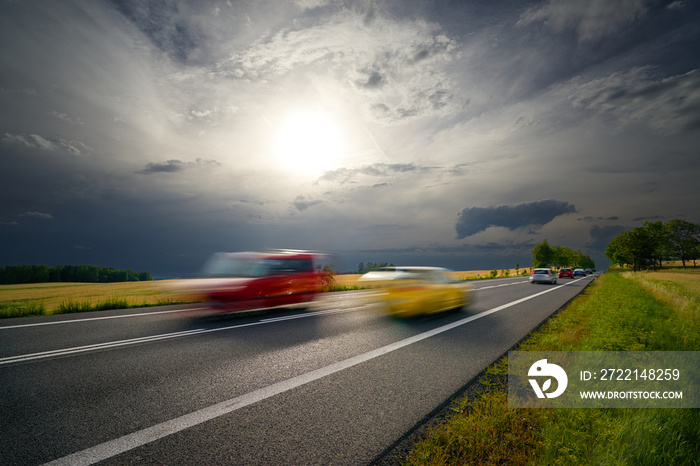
<box><xmin>530</xmin><ymin>268</ymin><xmax>557</xmax><ymax>284</ymax></box>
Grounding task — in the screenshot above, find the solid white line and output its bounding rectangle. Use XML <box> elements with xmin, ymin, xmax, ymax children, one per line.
<box><xmin>0</xmin><ymin>307</ymin><xmax>208</xmax><ymax>330</ymax></box>
<box><xmin>43</xmin><ymin>279</ymin><xmax>577</xmax><ymax>466</ymax></box>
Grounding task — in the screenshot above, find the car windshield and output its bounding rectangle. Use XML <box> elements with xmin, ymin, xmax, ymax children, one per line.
<box><xmin>203</xmin><ymin>254</ymin><xmax>313</xmax><ymax>277</ymax></box>
<box><xmin>534</xmin><ymin>269</ymin><xmax>550</xmax><ymax>274</ymax></box>
<box><xmin>202</xmin><ymin>255</ymin><xmax>265</xmax><ymax>277</ymax></box>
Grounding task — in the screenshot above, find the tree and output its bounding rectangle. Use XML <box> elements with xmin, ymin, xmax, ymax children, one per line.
<box><xmin>643</xmin><ymin>220</ymin><xmax>671</xmax><ymax>269</ymax></box>
<box><xmin>532</xmin><ymin>240</ymin><xmax>555</xmax><ymax>268</ymax></box>
<box><xmin>578</xmin><ymin>253</ymin><xmax>595</xmax><ymax>270</ymax></box>
<box><xmin>666</xmin><ymin>219</ymin><xmax>700</xmax><ymax>267</ymax></box>
<box><xmin>605</xmin><ymin>226</ymin><xmax>658</xmax><ymax>271</ymax></box>
<box><xmin>606</xmin><ymin>233</ymin><xmax>632</xmax><ymax>268</ymax></box>
<box><xmin>552</xmin><ymin>246</ymin><xmax>581</xmax><ymax>268</ymax></box>
<box><xmin>355</xmin><ymin>261</ymin><xmax>394</xmax><ymax>274</ymax></box>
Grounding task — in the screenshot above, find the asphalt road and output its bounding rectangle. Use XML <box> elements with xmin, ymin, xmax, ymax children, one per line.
<box><xmin>0</xmin><ymin>275</ymin><xmax>595</xmax><ymax>465</ymax></box>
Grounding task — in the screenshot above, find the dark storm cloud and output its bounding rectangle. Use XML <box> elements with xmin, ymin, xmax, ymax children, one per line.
<box><xmin>139</xmin><ymin>160</ymin><xmax>185</xmax><ymax>174</ymax></box>
<box><xmin>587</xmin><ymin>224</ymin><xmax>627</xmax><ymax>253</ymax></box>
<box><xmin>571</xmin><ymin>68</ymin><xmax>700</xmax><ymax>135</ymax></box>
<box><xmin>577</xmin><ymin>216</ymin><xmax>619</xmax><ymax>221</ymax></box>
<box><xmin>137</xmin><ymin>158</ymin><xmax>221</xmax><ymax>174</ymax></box>
<box><xmin>455</xmin><ymin>200</ymin><xmax>577</xmax><ymax>239</ymax></box>
<box><xmin>110</xmin><ymin>0</ymin><xmax>203</xmax><ymax>63</ymax></box>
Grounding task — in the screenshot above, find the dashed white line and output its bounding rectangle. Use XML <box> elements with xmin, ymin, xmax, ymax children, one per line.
<box><xmin>0</xmin><ymin>306</ymin><xmax>370</xmax><ymax>366</ymax></box>
<box><xmin>0</xmin><ymin>307</ymin><xmax>208</xmax><ymax>330</ymax></box>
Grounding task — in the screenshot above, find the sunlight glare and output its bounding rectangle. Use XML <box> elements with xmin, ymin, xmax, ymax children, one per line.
<box><xmin>275</xmin><ymin>110</ymin><xmax>344</xmax><ymax>176</ymax></box>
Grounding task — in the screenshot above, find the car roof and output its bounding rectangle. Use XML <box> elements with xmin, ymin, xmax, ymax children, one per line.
<box><xmin>213</xmin><ymin>250</ymin><xmax>320</xmax><ymax>260</ymax></box>
<box><xmin>360</xmin><ymin>266</ymin><xmax>452</xmax><ymax>281</ymax></box>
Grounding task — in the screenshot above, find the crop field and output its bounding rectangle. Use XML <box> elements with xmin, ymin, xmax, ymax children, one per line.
<box><xmin>0</xmin><ymin>281</ymin><xmax>202</xmax><ymax>318</ymax></box>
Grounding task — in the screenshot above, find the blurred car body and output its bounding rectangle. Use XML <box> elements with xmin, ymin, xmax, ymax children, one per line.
<box><xmin>573</xmin><ymin>268</ymin><xmax>586</xmax><ymax>277</ymax></box>
<box><xmin>530</xmin><ymin>268</ymin><xmax>557</xmax><ymax>284</ymax></box>
<box><xmin>193</xmin><ymin>250</ymin><xmax>326</xmax><ymax>313</ymax></box>
<box><xmin>558</xmin><ymin>268</ymin><xmax>574</xmax><ymax>279</ymax></box>
<box><xmin>362</xmin><ymin>267</ymin><xmax>469</xmax><ymax>317</ymax></box>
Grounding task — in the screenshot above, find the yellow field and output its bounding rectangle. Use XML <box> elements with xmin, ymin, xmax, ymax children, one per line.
<box><xmin>644</xmin><ymin>270</ymin><xmax>700</xmax><ymax>294</ymax></box>
<box><xmin>0</xmin><ymin>280</ymin><xmax>202</xmax><ymax>314</ymax></box>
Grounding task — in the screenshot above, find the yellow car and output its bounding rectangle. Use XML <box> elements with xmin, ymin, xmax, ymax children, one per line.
<box><xmin>362</xmin><ymin>266</ymin><xmax>470</xmax><ymax>317</ymax></box>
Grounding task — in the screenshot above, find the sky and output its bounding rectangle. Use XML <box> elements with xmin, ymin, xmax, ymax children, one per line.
<box><xmin>1</xmin><ymin>0</ymin><xmax>699</xmax><ymax>277</ymax></box>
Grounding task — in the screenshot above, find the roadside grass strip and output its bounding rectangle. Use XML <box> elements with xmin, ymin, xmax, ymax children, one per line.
<box><xmin>402</xmin><ymin>272</ymin><xmax>700</xmax><ymax>466</ymax></box>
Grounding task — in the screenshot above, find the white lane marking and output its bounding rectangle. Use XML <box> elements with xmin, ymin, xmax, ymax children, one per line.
<box><xmin>473</xmin><ymin>277</ymin><xmax>587</xmax><ymax>291</ymax></box>
<box><xmin>0</xmin><ymin>307</ymin><xmax>209</xmax><ymax>330</ymax></box>
<box><xmin>43</xmin><ymin>280</ymin><xmax>577</xmax><ymax>466</ymax></box>
<box><xmin>260</xmin><ymin>306</ymin><xmax>368</xmax><ymax>322</ymax></box>
<box><xmin>0</xmin><ymin>306</ymin><xmax>368</xmax><ymax>366</ymax></box>
<box><xmin>472</xmin><ymin>280</ymin><xmax>529</xmax><ymax>290</ymax></box>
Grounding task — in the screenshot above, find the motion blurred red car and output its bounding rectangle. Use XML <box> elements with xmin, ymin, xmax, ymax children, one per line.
<box><xmin>195</xmin><ymin>250</ymin><xmax>327</xmax><ymax>313</ymax></box>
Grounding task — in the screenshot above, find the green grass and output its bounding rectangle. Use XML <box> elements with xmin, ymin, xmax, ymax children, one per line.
<box><xmin>402</xmin><ymin>272</ymin><xmax>700</xmax><ymax>466</ymax></box>
<box><xmin>0</xmin><ymin>300</ymin><xmax>47</xmax><ymax>318</ymax></box>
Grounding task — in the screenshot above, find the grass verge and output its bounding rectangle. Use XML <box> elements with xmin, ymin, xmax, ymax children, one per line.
<box><xmin>402</xmin><ymin>271</ymin><xmax>700</xmax><ymax>465</ymax></box>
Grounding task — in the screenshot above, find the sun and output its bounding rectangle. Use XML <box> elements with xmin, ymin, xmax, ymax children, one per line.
<box><xmin>275</xmin><ymin>110</ymin><xmax>345</xmax><ymax>176</ymax></box>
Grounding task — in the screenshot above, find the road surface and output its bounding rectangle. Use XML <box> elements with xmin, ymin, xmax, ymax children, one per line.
<box><xmin>0</xmin><ymin>275</ymin><xmax>594</xmax><ymax>465</ymax></box>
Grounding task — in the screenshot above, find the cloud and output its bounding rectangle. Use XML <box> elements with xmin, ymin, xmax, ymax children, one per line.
<box><xmin>219</xmin><ymin>8</ymin><xmax>465</xmax><ymax>123</ymax></box>
<box><xmin>577</xmin><ymin>216</ymin><xmax>619</xmax><ymax>221</ymax></box>
<box><xmin>4</xmin><ymin>133</ymin><xmax>58</xmax><ymax>151</ymax></box>
<box><xmin>292</xmin><ymin>196</ymin><xmax>322</xmax><ymax>211</ymax></box>
<box><xmin>318</xmin><ymin>163</ymin><xmax>433</xmax><ymax>185</ymax></box>
<box><xmin>3</xmin><ymin>133</ymin><xmax>92</xmax><ymax>155</ymax></box>
<box><xmin>518</xmin><ymin>0</ymin><xmax>651</xmax><ymax>42</ymax></box>
<box><xmin>21</xmin><ymin>211</ymin><xmax>54</xmax><ymax>219</ymax></box>
<box><xmin>139</xmin><ymin>160</ymin><xmax>184</xmax><ymax>174</ymax></box>
<box><xmin>569</xmin><ymin>67</ymin><xmax>700</xmax><ymax>134</ymax></box>
<box><xmin>52</xmin><ymin>111</ymin><xmax>84</xmax><ymax>125</ymax></box>
<box><xmin>455</xmin><ymin>200</ymin><xmax>577</xmax><ymax>239</ymax></box>
<box><xmin>138</xmin><ymin>158</ymin><xmax>221</xmax><ymax>174</ymax></box>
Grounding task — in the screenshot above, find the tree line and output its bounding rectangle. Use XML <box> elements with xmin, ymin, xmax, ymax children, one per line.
<box><xmin>605</xmin><ymin>219</ymin><xmax>700</xmax><ymax>272</ymax></box>
<box><xmin>354</xmin><ymin>262</ymin><xmax>395</xmax><ymax>274</ymax></box>
<box><xmin>532</xmin><ymin>240</ymin><xmax>595</xmax><ymax>269</ymax></box>
<box><xmin>0</xmin><ymin>264</ymin><xmax>153</xmax><ymax>284</ymax></box>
